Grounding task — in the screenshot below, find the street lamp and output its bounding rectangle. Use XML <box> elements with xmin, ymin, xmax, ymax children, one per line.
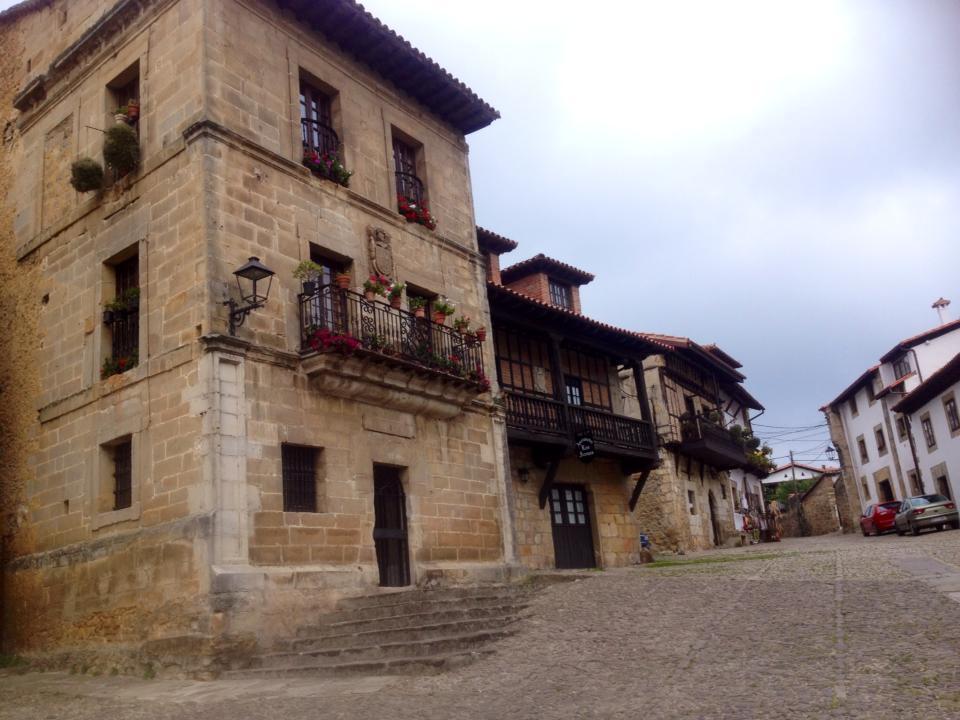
<box><xmin>224</xmin><ymin>256</ymin><xmax>275</xmax><ymax>336</ymax></box>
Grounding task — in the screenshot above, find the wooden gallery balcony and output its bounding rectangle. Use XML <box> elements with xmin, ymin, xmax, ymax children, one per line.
<box><xmin>504</xmin><ymin>391</ymin><xmax>657</xmax><ymax>463</ymax></box>
<box><xmin>298</xmin><ymin>286</ymin><xmax>489</xmax><ymax>419</ymax></box>
<box><xmin>677</xmin><ymin>414</ymin><xmax>748</xmax><ymax>470</ymax></box>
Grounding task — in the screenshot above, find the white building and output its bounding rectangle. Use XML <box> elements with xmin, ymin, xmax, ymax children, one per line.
<box><xmin>823</xmin><ymin>308</ymin><xmax>960</xmax><ymax>516</ymax></box>
<box><xmin>891</xmin><ymin>351</ymin><xmax>960</xmax><ymax>502</ymax></box>
<box><xmin>764</xmin><ymin>462</ymin><xmax>840</xmax><ymax>486</ymax></box>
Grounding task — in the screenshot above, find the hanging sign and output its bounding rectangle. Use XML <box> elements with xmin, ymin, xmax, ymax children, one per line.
<box><xmin>575</xmin><ymin>432</ymin><xmax>596</xmax><ymax>462</ymax></box>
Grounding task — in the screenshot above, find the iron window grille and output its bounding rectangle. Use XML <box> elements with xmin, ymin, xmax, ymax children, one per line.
<box><xmin>107</xmin><ymin>255</ymin><xmax>139</xmax><ymax>370</ymax></box>
<box><xmin>300</xmin><ymin>80</ymin><xmax>339</xmax><ymax>158</ymax></box>
<box><xmin>113</xmin><ymin>440</ymin><xmax>132</xmax><ymax>510</ymax></box>
<box><xmin>282</xmin><ymin>444</ymin><xmax>318</xmax><ymax>513</ymax></box>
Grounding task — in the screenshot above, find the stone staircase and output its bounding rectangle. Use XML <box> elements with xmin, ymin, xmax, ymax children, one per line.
<box><xmin>229</xmin><ymin>583</ymin><xmax>533</xmax><ymax>678</ymax></box>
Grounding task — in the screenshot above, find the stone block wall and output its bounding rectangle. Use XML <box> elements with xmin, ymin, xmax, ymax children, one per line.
<box><xmin>802</xmin><ymin>477</ymin><xmax>841</xmax><ymax>536</ymax></box>
<box><xmin>509</xmin><ymin>447</ymin><xmax>644</xmax><ymax>569</ymax></box>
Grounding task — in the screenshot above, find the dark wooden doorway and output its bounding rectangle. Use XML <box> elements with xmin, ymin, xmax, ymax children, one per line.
<box><xmin>373</xmin><ymin>465</ymin><xmax>410</xmax><ymax>587</ymax></box>
<box><xmin>550</xmin><ymin>484</ymin><xmax>596</xmax><ymax>569</ymax></box>
<box><xmin>879</xmin><ymin>479</ymin><xmax>894</xmax><ymax>502</ymax></box>
<box><xmin>708</xmin><ymin>490</ymin><xmax>722</xmax><ymax>547</ymax></box>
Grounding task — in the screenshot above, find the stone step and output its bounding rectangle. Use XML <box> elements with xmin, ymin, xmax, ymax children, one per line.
<box><xmin>226</xmin><ymin>649</ymin><xmax>495</xmax><ymax>679</ymax></box>
<box><xmin>337</xmin><ymin>584</ymin><xmax>518</xmax><ymax>611</ymax></box>
<box><xmin>318</xmin><ymin>592</ymin><xmax>526</xmax><ymax>625</ymax></box>
<box><xmin>288</xmin><ymin>615</ymin><xmax>519</xmax><ymax>651</ymax></box>
<box><xmin>253</xmin><ymin>628</ymin><xmax>517</xmax><ymax>669</ymax></box>
<box><xmin>297</xmin><ymin>598</ymin><xmax>527</xmax><ymax>637</ymax></box>
<box><xmin>297</xmin><ymin>602</ymin><xmax>528</xmax><ymax>638</ymax></box>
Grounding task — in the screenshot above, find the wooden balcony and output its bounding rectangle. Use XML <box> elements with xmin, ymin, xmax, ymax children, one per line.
<box><xmin>503</xmin><ymin>390</ymin><xmax>657</xmax><ymax>461</ymax></box>
<box><xmin>299</xmin><ymin>285</ymin><xmax>488</xmax><ymax>419</ymax></box>
<box><xmin>678</xmin><ymin>414</ymin><xmax>748</xmax><ymax>470</ymax></box>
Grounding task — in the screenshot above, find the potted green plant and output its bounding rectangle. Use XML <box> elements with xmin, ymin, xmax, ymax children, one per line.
<box><xmin>293</xmin><ymin>260</ymin><xmax>324</xmax><ymax>295</ymax></box>
<box><xmin>103</xmin><ymin>123</ymin><xmax>140</xmax><ymax>176</ymax></box>
<box><xmin>432</xmin><ymin>297</ymin><xmax>455</xmax><ymax>325</ymax></box>
<box><xmin>453</xmin><ymin>315</ymin><xmax>471</xmax><ymax>333</ymax></box>
<box><xmin>408</xmin><ymin>295</ymin><xmax>427</xmax><ymax>318</ymax></box>
<box><xmin>70</xmin><ymin>158</ymin><xmax>105</xmax><ymax>193</ymax></box>
<box><xmin>114</xmin><ymin>106</ymin><xmax>129</xmax><ymax>125</ymax></box>
<box><xmin>387</xmin><ymin>281</ymin><xmax>405</xmax><ymax>309</ymax></box>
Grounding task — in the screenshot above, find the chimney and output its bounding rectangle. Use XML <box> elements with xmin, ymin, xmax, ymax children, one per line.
<box><xmin>932</xmin><ymin>297</ymin><xmax>952</xmax><ymax>325</ymax></box>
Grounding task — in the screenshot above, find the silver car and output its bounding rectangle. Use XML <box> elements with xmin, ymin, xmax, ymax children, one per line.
<box><xmin>894</xmin><ymin>494</ymin><xmax>959</xmax><ymax>536</ymax></box>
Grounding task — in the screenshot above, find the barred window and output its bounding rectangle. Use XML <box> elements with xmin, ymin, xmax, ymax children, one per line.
<box><xmin>282</xmin><ymin>444</ymin><xmax>319</xmax><ymax>512</ymax></box>
<box><xmin>549</xmin><ymin>279</ymin><xmax>572</xmax><ymax>309</ymax></box>
<box><xmin>113</xmin><ymin>440</ymin><xmax>132</xmax><ymax>511</ymax></box>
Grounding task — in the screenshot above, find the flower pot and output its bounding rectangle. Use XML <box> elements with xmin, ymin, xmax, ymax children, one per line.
<box><xmin>364</xmin><ymin>290</ymin><xmax>376</xmax><ymax>301</ymax></box>
<box><xmin>413</xmin><ymin>307</ymin><xmax>426</xmax><ymax>319</ymax></box>
<box><xmin>115</xmin><ymin>113</ymin><xmax>129</xmax><ymax>126</ymax></box>
<box><xmin>475</xmin><ymin>327</ymin><xmax>487</xmax><ymax>342</ymax></box>
<box><xmin>103</xmin><ymin>309</ymin><xmax>115</xmax><ymax>324</ymax></box>
<box><xmin>334</xmin><ymin>273</ymin><xmax>351</xmax><ymax>290</ymax></box>
<box><xmin>432</xmin><ymin>311</ymin><xmax>447</xmax><ymax>325</ymax></box>
<box><xmin>302</xmin><ymin>280</ymin><xmax>317</xmax><ymax>296</ymax></box>
<box><xmin>390</xmin><ymin>296</ymin><xmax>402</xmax><ymax>309</ymax></box>
<box><xmin>126</xmin><ymin>101</ymin><xmax>140</xmax><ymax>121</ymax></box>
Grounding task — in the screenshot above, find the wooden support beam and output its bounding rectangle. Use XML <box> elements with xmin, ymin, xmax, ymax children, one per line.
<box><xmin>538</xmin><ymin>458</ymin><xmax>561</xmax><ymax>509</ymax></box>
<box><xmin>629</xmin><ymin>469</ymin><xmax>652</xmax><ymax>512</ymax></box>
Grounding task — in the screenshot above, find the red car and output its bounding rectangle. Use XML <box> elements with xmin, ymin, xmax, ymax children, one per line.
<box><xmin>860</xmin><ymin>501</ymin><xmax>901</xmax><ymax>536</ymax></box>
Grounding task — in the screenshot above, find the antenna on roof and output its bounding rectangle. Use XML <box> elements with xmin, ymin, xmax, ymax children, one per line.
<box><xmin>932</xmin><ymin>297</ymin><xmax>952</xmax><ymax>325</ymax></box>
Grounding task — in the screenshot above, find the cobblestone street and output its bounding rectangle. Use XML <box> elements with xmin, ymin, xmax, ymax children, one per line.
<box><xmin>4</xmin><ymin>532</ymin><xmax>960</xmax><ymax>719</ymax></box>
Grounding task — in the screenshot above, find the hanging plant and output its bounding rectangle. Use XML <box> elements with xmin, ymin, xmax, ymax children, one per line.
<box><xmin>103</xmin><ymin>123</ymin><xmax>140</xmax><ymax>176</ymax></box>
<box><xmin>70</xmin><ymin>158</ymin><xmax>105</xmax><ymax>193</ymax></box>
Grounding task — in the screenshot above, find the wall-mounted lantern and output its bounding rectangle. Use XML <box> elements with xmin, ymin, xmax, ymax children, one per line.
<box><xmin>224</xmin><ymin>256</ymin><xmax>275</xmax><ymax>336</ymax></box>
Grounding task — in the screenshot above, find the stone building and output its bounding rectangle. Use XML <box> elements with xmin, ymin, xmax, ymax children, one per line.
<box><xmin>636</xmin><ymin>338</ymin><xmax>767</xmax><ymax>552</ymax></box>
<box><xmin>479</xmin><ymin>232</ymin><xmax>767</xmax><ymax>560</ymax></box>
<box><xmin>0</xmin><ymin>0</ymin><xmax>511</xmax><ymax>670</ymax></box>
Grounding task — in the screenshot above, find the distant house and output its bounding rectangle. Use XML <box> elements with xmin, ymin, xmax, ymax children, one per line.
<box><xmin>764</xmin><ymin>462</ymin><xmax>840</xmax><ymax>486</ymax></box>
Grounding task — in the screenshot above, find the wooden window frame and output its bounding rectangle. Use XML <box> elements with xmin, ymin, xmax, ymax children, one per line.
<box><xmin>848</xmin><ymin>395</ymin><xmax>858</xmax><ymax>417</ymax></box>
<box><xmin>299</xmin><ymin>74</ymin><xmax>339</xmax><ymax>158</ymax></box>
<box><xmin>920</xmin><ymin>413</ymin><xmax>936</xmax><ymax>450</ymax></box>
<box><xmin>893</xmin><ymin>355</ymin><xmax>912</xmax><ymax>380</ymax></box>
<box><xmin>857</xmin><ymin>435</ymin><xmax>869</xmax><ymax>464</ymax></box>
<box><xmin>874</xmin><ymin>425</ymin><xmax>887</xmax><ymax>456</ymax></box>
<box><xmin>896</xmin><ymin>416</ymin><xmax>908</xmax><ymax>442</ymax></box>
<box><xmin>560</xmin><ymin>344</ymin><xmax>613</xmax><ymax>411</ymax></box>
<box><xmin>548</xmin><ymin>279</ymin><xmax>573</xmax><ymax>310</ymax></box>
<box><xmin>943</xmin><ymin>394</ymin><xmax>960</xmax><ymax>436</ymax></box>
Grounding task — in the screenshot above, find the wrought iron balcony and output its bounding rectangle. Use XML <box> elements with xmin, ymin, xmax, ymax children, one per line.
<box><xmin>298</xmin><ymin>285</ymin><xmax>487</xmax><ymax>391</ymax></box>
<box><xmin>395</xmin><ymin>171</ymin><xmax>425</xmax><ymax>206</ymax></box>
<box><xmin>503</xmin><ymin>390</ymin><xmax>657</xmax><ymax>459</ymax></box>
<box><xmin>301</xmin><ymin>118</ymin><xmax>340</xmax><ymax>157</ymax></box>
<box><xmin>678</xmin><ymin>414</ymin><xmax>748</xmax><ymax>470</ymax></box>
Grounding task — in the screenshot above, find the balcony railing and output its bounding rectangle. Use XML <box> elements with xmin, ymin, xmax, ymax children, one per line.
<box><xmin>504</xmin><ymin>390</ymin><xmax>656</xmax><ymax>455</ymax></box>
<box><xmin>678</xmin><ymin>414</ymin><xmax>748</xmax><ymax>470</ymax></box>
<box><xmin>395</xmin><ymin>171</ymin><xmax>425</xmax><ymax>206</ymax></box>
<box><xmin>301</xmin><ymin>118</ymin><xmax>340</xmax><ymax>157</ymax></box>
<box><xmin>299</xmin><ymin>285</ymin><xmax>487</xmax><ymax>388</ymax></box>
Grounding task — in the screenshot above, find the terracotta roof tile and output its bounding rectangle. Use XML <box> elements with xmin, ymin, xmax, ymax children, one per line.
<box><xmin>500</xmin><ymin>254</ymin><xmax>595</xmax><ymax>286</ymax></box>
<box><xmin>476</xmin><ymin>227</ymin><xmax>518</xmax><ymax>255</ymax></box>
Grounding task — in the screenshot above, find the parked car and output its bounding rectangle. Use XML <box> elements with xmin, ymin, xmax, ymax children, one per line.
<box><xmin>893</xmin><ymin>495</ymin><xmax>959</xmax><ymax>536</ymax></box>
<box><xmin>859</xmin><ymin>501</ymin><xmax>902</xmax><ymax>536</ymax></box>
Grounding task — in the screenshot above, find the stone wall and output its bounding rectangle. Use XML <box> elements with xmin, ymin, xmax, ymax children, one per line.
<box><xmin>824</xmin><ymin>406</ymin><xmax>863</xmax><ymax>532</ymax></box>
<box><xmin>802</xmin><ymin>477</ymin><xmax>841</xmax><ymax>536</ymax></box>
<box><xmin>509</xmin><ymin>447</ymin><xmax>643</xmax><ymax>569</ymax></box>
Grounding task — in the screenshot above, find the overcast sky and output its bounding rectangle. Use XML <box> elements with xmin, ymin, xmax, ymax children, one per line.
<box><xmin>357</xmin><ymin>0</ymin><xmax>960</xmax><ymax>464</ymax></box>
<box><xmin>4</xmin><ymin>0</ymin><xmax>959</xmax><ymax>464</ymax></box>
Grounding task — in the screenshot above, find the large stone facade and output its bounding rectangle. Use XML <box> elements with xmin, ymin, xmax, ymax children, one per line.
<box><xmin>1</xmin><ymin>0</ymin><xmax>511</xmax><ymax>671</ymax></box>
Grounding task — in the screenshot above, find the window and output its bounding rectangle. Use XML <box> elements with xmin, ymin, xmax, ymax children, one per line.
<box><xmin>861</xmin><ymin>477</ymin><xmax>870</xmax><ymax>500</ymax></box>
<box><xmin>848</xmin><ymin>395</ymin><xmax>858</xmax><ymax>417</ymax></box>
<box><xmin>282</xmin><ymin>444</ymin><xmax>319</xmax><ymax>512</ymax></box>
<box><xmin>549</xmin><ymin>279</ymin><xmax>573</xmax><ymax>310</ymax></box>
<box><xmin>857</xmin><ymin>435</ymin><xmax>869</xmax><ymax>464</ymax></box>
<box><xmin>107</xmin><ymin>61</ymin><xmax>141</xmax><ymax>145</ymax></box>
<box><xmin>111</xmin><ymin>439</ymin><xmax>132</xmax><ymax>510</ymax></box>
<box><xmin>688</xmin><ymin>490</ymin><xmax>696</xmax><ymax>515</ymax></box>
<box><xmin>866</xmin><ymin>381</ymin><xmax>876</xmax><ymax>404</ymax></box>
<box><xmin>684</xmin><ymin>395</ymin><xmax>697</xmax><ymax>417</ymax></box>
<box><xmin>896</xmin><ymin>416</ymin><xmax>908</xmax><ymax>442</ymax></box>
<box><xmin>874</xmin><ymin>426</ymin><xmax>887</xmax><ymax>455</ymax></box>
<box><xmin>103</xmin><ymin>252</ymin><xmax>140</xmax><ymax>378</ymax></box>
<box><xmin>564</xmin><ymin>376</ymin><xmax>583</xmax><ymax>406</ymax></box>
<box><xmin>721</xmin><ymin>483</ymin><xmax>727</xmax><ymax>500</ymax></box>
<box><xmin>494</xmin><ymin>325</ymin><xmax>553</xmax><ymax>396</ymax></box>
<box><xmin>936</xmin><ymin>474</ymin><xmax>952</xmax><ymax>500</ymax></box>
<box><xmin>393</xmin><ymin>135</ymin><xmax>424</xmax><ymax>205</ymax></box>
<box><xmin>944</xmin><ymin>395</ymin><xmax>960</xmax><ymax>434</ymax></box>
<box><xmin>921</xmin><ymin>413</ymin><xmax>936</xmax><ymax>449</ymax></box>
<box><xmin>308</xmin><ymin>245</ymin><xmax>349</xmax><ymax>288</ymax></box>
<box><xmin>893</xmin><ymin>355</ymin><xmax>912</xmax><ymax>380</ymax></box>
<box><xmin>907</xmin><ymin>470</ymin><xmax>921</xmax><ymax>496</ymax></box>
<box><xmin>300</xmin><ymin>77</ymin><xmax>337</xmax><ymax>156</ymax></box>
<box><xmin>406</xmin><ymin>285</ymin><xmax>436</xmax><ymax>317</ymax></box>
<box><xmin>560</xmin><ymin>346</ymin><xmax>612</xmax><ymax>409</ymax></box>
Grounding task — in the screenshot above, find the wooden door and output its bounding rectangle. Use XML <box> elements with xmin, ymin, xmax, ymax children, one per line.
<box><xmin>550</xmin><ymin>484</ymin><xmax>596</xmax><ymax>569</ymax></box>
<box><xmin>373</xmin><ymin>465</ymin><xmax>411</xmax><ymax>587</ymax></box>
